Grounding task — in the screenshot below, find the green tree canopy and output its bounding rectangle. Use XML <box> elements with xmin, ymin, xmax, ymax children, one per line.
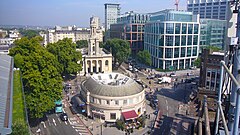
<box><xmin>103</xmin><ymin>39</ymin><xmax>131</xmax><ymax>67</ymax></box>
<box><xmin>137</xmin><ymin>50</ymin><xmax>152</xmax><ymax>66</ymax></box>
<box><xmin>19</xmin><ymin>29</ymin><xmax>40</xmax><ymax>38</ymax></box>
<box><xmin>194</xmin><ymin>57</ymin><xmax>201</xmax><ymax>68</ymax></box>
<box><xmin>9</xmin><ymin>37</ymin><xmax>63</xmax><ymax>118</ymax></box>
<box><xmin>204</xmin><ymin>45</ymin><xmax>222</xmax><ymax>51</ymax></box>
<box><xmin>76</xmin><ymin>40</ymin><xmax>88</xmax><ymax>48</ymax></box>
<box><xmin>47</xmin><ymin>38</ymin><xmax>82</xmax><ymax>76</ymax></box>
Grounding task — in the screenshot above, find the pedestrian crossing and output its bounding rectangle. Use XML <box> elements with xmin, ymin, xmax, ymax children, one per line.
<box><xmin>69</xmin><ymin>117</ymin><xmax>90</xmax><ymax>135</ymax></box>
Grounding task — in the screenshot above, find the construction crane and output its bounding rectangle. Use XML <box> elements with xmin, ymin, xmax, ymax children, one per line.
<box><xmin>175</xmin><ymin>0</ymin><xmax>180</xmax><ymax>11</ymax></box>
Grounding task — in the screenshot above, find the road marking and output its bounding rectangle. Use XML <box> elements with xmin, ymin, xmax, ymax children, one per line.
<box><xmin>53</xmin><ymin>118</ymin><xmax>56</xmax><ymax>126</ymax></box>
<box><xmin>79</xmin><ymin>133</ymin><xmax>82</xmax><ymax>135</ymax></box>
<box><xmin>48</xmin><ymin>119</ymin><xmax>51</xmax><ymax>126</ymax></box>
<box><xmin>63</xmin><ymin>109</ymin><xmax>66</xmax><ymax>113</ymax></box>
<box><xmin>166</xmin><ymin>106</ymin><xmax>169</xmax><ymax>111</ymax></box>
<box><xmin>167</xmin><ymin>112</ymin><xmax>169</xmax><ymax>117</ymax></box>
<box><xmin>65</xmin><ymin>121</ymin><xmax>68</xmax><ymax>125</ymax></box>
<box><xmin>58</xmin><ymin>118</ymin><xmax>61</xmax><ymax>123</ymax></box>
<box><xmin>41</xmin><ymin>121</ymin><xmax>46</xmax><ymax>128</ymax></box>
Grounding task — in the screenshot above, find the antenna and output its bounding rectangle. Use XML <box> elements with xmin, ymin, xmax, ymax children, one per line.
<box><xmin>175</xmin><ymin>0</ymin><xmax>180</xmax><ymax>11</ymax></box>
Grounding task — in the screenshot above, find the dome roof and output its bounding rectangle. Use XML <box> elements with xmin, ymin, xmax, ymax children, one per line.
<box><xmin>82</xmin><ymin>73</ymin><xmax>144</xmax><ymax>97</ymax></box>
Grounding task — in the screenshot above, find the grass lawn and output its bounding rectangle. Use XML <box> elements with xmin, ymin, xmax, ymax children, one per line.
<box><xmin>13</xmin><ymin>70</ymin><xmax>26</xmax><ymax>123</ymax></box>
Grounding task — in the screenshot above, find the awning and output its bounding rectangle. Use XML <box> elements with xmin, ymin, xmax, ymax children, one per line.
<box><xmin>122</xmin><ymin>110</ymin><xmax>138</xmax><ymax>120</ymax></box>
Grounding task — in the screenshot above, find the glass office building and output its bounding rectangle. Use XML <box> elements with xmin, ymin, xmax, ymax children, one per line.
<box><xmin>144</xmin><ymin>9</ymin><xmax>200</xmax><ymax>70</ymax></box>
<box><xmin>200</xmin><ymin>19</ymin><xmax>226</xmax><ymax>51</ymax></box>
<box><xmin>104</xmin><ymin>3</ymin><xmax>121</xmax><ymax>31</ymax></box>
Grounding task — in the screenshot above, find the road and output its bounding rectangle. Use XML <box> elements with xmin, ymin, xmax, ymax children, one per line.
<box><xmin>121</xmin><ymin>62</ymin><xmax>198</xmax><ymax>135</ymax></box>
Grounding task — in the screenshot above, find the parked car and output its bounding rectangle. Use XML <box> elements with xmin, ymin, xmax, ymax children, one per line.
<box><xmin>170</xmin><ymin>73</ymin><xmax>176</xmax><ymax>77</ymax></box>
<box><xmin>187</xmin><ymin>72</ymin><xmax>194</xmax><ymax>76</ymax></box>
<box><xmin>60</xmin><ymin>113</ymin><xmax>68</xmax><ymax>121</ymax></box>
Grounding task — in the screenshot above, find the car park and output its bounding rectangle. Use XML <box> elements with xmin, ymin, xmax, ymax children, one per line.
<box><xmin>60</xmin><ymin>113</ymin><xmax>68</xmax><ymax>121</ymax></box>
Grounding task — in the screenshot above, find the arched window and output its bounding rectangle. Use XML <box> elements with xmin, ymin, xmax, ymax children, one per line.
<box><xmin>105</xmin><ymin>60</ymin><xmax>109</xmax><ymax>66</ymax></box>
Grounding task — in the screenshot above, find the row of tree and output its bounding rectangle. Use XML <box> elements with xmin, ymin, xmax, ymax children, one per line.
<box><xmin>9</xmin><ymin>37</ymin><xmax>82</xmax><ymax>118</ymax></box>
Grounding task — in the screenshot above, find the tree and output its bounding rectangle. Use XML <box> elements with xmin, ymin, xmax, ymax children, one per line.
<box><xmin>103</xmin><ymin>39</ymin><xmax>131</xmax><ymax>67</ymax></box>
<box><xmin>204</xmin><ymin>45</ymin><xmax>222</xmax><ymax>51</ymax></box>
<box><xmin>9</xmin><ymin>37</ymin><xmax>63</xmax><ymax>118</ymax></box>
<box><xmin>47</xmin><ymin>38</ymin><xmax>82</xmax><ymax>76</ymax></box>
<box><xmin>137</xmin><ymin>50</ymin><xmax>151</xmax><ymax>66</ymax></box>
<box><xmin>19</xmin><ymin>29</ymin><xmax>40</xmax><ymax>38</ymax></box>
<box><xmin>11</xmin><ymin>119</ymin><xmax>29</xmax><ymax>135</ymax></box>
<box><xmin>194</xmin><ymin>57</ymin><xmax>201</xmax><ymax>68</ymax></box>
<box><xmin>76</xmin><ymin>40</ymin><xmax>88</xmax><ymax>48</ymax></box>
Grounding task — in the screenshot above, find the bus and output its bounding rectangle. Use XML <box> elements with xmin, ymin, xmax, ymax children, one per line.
<box><xmin>55</xmin><ymin>100</ymin><xmax>63</xmax><ymax>113</ymax></box>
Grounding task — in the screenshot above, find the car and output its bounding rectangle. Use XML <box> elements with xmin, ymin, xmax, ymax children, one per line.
<box><xmin>170</xmin><ymin>73</ymin><xmax>176</xmax><ymax>77</ymax></box>
<box><xmin>60</xmin><ymin>113</ymin><xmax>68</xmax><ymax>121</ymax></box>
<box><xmin>187</xmin><ymin>73</ymin><xmax>194</xmax><ymax>76</ymax></box>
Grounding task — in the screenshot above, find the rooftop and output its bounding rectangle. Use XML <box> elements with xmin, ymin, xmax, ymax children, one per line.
<box><xmin>0</xmin><ymin>54</ymin><xmax>13</xmax><ymax>135</ymax></box>
<box><xmin>82</xmin><ymin>73</ymin><xmax>144</xmax><ymax>97</ymax></box>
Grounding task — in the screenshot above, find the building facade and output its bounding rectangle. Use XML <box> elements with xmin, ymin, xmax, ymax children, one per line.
<box><xmin>80</xmin><ymin>73</ymin><xmax>145</xmax><ymax>122</ymax></box>
<box><xmin>200</xmin><ymin>19</ymin><xmax>226</xmax><ymax>51</ymax></box>
<box><xmin>110</xmin><ymin>11</ymin><xmax>150</xmax><ymax>54</ymax></box>
<box><xmin>104</xmin><ymin>3</ymin><xmax>120</xmax><ymax>32</ymax></box>
<box><xmin>80</xmin><ymin>17</ymin><xmax>112</xmax><ymax>75</ymax></box>
<box><xmin>199</xmin><ymin>49</ymin><xmax>224</xmax><ymax>91</ymax></box>
<box><xmin>187</xmin><ymin>0</ymin><xmax>230</xmax><ymax>20</ymax></box>
<box><xmin>144</xmin><ymin>9</ymin><xmax>200</xmax><ymax>70</ymax></box>
<box><xmin>46</xmin><ymin>25</ymin><xmax>103</xmax><ymax>44</ymax></box>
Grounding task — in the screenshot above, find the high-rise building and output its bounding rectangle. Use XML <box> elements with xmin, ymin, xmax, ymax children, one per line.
<box><xmin>110</xmin><ymin>11</ymin><xmax>150</xmax><ymax>54</ymax></box>
<box><xmin>144</xmin><ymin>9</ymin><xmax>200</xmax><ymax>70</ymax></box>
<box><xmin>104</xmin><ymin>3</ymin><xmax>120</xmax><ymax>32</ymax></box>
<box><xmin>200</xmin><ymin>19</ymin><xmax>226</xmax><ymax>50</ymax></box>
<box><xmin>187</xmin><ymin>0</ymin><xmax>231</xmax><ymax>20</ymax></box>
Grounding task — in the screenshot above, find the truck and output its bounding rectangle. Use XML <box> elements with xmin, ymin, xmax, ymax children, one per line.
<box><xmin>158</xmin><ymin>77</ymin><xmax>171</xmax><ymax>84</ymax></box>
<box><xmin>54</xmin><ymin>100</ymin><xmax>63</xmax><ymax>113</ymax></box>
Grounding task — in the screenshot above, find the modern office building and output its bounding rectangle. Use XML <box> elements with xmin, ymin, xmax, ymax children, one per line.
<box><xmin>80</xmin><ymin>73</ymin><xmax>146</xmax><ymax>122</ymax></box>
<box><xmin>0</xmin><ymin>54</ymin><xmax>14</xmax><ymax>135</ymax></box>
<box><xmin>110</xmin><ymin>11</ymin><xmax>150</xmax><ymax>54</ymax></box>
<box><xmin>200</xmin><ymin>19</ymin><xmax>226</xmax><ymax>50</ymax></box>
<box><xmin>187</xmin><ymin>0</ymin><xmax>231</xmax><ymax>20</ymax></box>
<box><xmin>144</xmin><ymin>9</ymin><xmax>200</xmax><ymax>70</ymax></box>
<box><xmin>79</xmin><ymin>17</ymin><xmax>112</xmax><ymax>75</ymax></box>
<box><xmin>104</xmin><ymin>3</ymin><xmax>121</xmax><ymax>32</ymax></box>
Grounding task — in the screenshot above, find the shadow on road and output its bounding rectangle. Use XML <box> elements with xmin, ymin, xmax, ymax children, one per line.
<box><xmin>153</xmin><ymin>115</ymin><xmax>174</xmax><ymax>135</ymax></box>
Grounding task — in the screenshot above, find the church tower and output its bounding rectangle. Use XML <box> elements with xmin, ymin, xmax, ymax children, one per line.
<box><xmin>88</xmin><ymin>17</ymin><xmax>100</xmax><ymax>56</ymax></box>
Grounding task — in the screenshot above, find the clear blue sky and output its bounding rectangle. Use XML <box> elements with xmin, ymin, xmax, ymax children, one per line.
<box><xmin>0</xmin><ymin>0</ymin><xmax>187</xmax><ymax>27</ymax></box>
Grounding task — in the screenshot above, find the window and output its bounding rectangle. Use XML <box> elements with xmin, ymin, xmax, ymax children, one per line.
<box><xmin>175</xmin><ymin>36</ymin><xmax>180</xmax><ymax>46</ymax></box>
<box><xmin>175</xmin><ymin>23</ymin><xmax>181</xmax><ymax>34</ymax></box>
<box><xmin>193</xmin><ymin>47</ymin><xmax>197</xmax><ymax>56</ymax></box>
<box><xmin>193</xmin><ymin>35</ymin><xmax>198</xmax><ymax>45</ymax></box>
<box><xmin>123</xmin><ymin>100</ymin><xmax>127</xmax><ymax>105</ymax></box>
<box><xmin>194</xmin><ymin>24</ymin><xmax>199</xmax><ymax>34</ymax></box>
<box><xmin>166</xmin><ymin>23</ymin><xmax>174</xmax><ymax>34</ymax></box>
<box><xmin>187</xmin><ymin>47</ymin><xmax>191</xmax><ymax>57</ymax></box>
<box><xmin>174</xmin><ymin>48</ymin><xmax>179</xmax><ymax>58</ymax></box>
<box><xmin>165</xmin><ymin>36</ymin><xmax>173</xmax><ymax>46</ymax></box>
<box><xmin>110</xmin><ymin>113</ymin><xmax>116</xmax><ymax>119</ymax></box>
<box><xmin>187</xmin><ymin>36</ymin><xmax>192</xmax><ymax>45</ymax></box>
<box><xmin>181</xmin><ymin>35</ymin><xmax>186</xmax><ymax>46</ymax></box>
<box><xmin>107</xmin><ymin>100</ymin><xmax>110</xmax><ymax>105</ymax></box>
<box><xmin>105</xmin><ymin>60</ymin><xmax>109</xmax><ymax>66</ymax></box>
<box><xmin>165</xmin><ymin>48</ymin><xmax>173</xmax><ymax>58</ymax></box>
<box><xmin>115</xmin><ymin>100</ymin><xmax>119</xmax><ymax>105</ymax></box>
<box><xmin>181</xmin><ymin>47</ymin><xmax>186</xmax><ymax>57</ymax></box>
<box><xmin>90</xmin><ymin>97</ymin><xmax>94</xmax><ymax>103</ymax></box>
<box><xmin>188</xmin><ymin>24</ymin><xmax>193</xmax><ymax>34</ymax></box>
<box><xmin>182</xmin><ymin>24</ymin><xmax>187</xmax><ymax>34</ymax></box>
<box><xmin>129</xmin><ymin>99</ymin><xmax>133</xmax><ymax>104</ymax></box>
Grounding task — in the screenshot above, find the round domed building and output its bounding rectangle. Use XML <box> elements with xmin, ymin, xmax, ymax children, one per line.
<box><xmin>80</xmin><ymin>73</ymin><xmax>146</xmax><ymax>122</ymax></box>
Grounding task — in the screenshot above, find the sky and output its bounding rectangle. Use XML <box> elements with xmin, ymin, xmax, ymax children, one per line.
<box><xmin>0</xmin><ymin>0</ymin><xmax>187</xmax><ymax>27</ymax></box>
